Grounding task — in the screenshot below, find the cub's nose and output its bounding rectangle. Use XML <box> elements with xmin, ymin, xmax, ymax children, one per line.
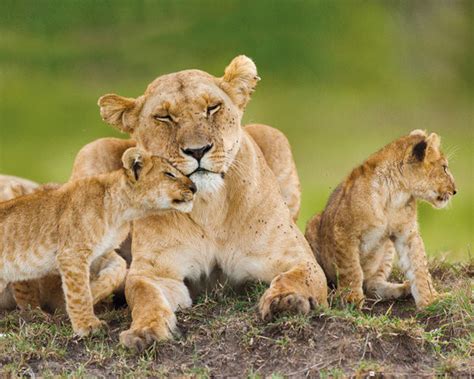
<box><xmin>189</xmin><ymin>182</ymin><xmax>197</xmax><ymax>194</ymax></box>
<box><xmin>453</xmin><ymin>189</ymin><xmax>457</xmax><ymax>195</ymax></box>
<box><xmin>182</xmin><ymin>144</ymin><xmax>213</xmax><ymax>162</ymax></box>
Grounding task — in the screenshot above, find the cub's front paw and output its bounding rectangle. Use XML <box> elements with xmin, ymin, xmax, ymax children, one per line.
<box><xmin>416</xmin><ymin>291</ymin><xmax>443</xmax><ymax>310</ymax></box>
<box><xmin>73</xmin><ymin>317</ymin><xmax>106</xmax><ymax>337</ymax></box>
<box><xmin>259</xmin><ymin>289</ymin><xmax>315</xmax><ymax>321</ymax></box>
<box><xmin>120</xmin><ymin>316</ymin><xmax>177</xmax><ymax>352</ymax></box>
<box><xmin>341</xmin><ymin>289</ymin><xmax>365</xmax><ymax>309</ymax></box>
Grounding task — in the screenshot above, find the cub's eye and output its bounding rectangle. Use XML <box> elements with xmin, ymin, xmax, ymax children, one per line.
<box><xmin>164</xmin><ymin>172</ymin><xmax>176</xmax><ymax>179</ymax></box>
<box><xmin>206</xmin><ymin>103</ymin><xmax>221</xmax><ymax>117</ymax></box>
<box><xmin>153</xmin><ymin>114</ymin><xmax>173</xmax><ymax>122</ymax></box>
<box><xmin>442</xmin><ymin>164</ymin><xmax>448</xmax><ymax>174</ymax></box>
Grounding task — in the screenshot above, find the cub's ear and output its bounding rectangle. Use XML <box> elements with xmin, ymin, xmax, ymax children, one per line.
<box><xmin>219</xmin><ymin>55</ymin><xmax>260</xmax><ymax>110</ymax></box>
<box><xmin>426</xmin><ymin>132</ymin><xmax>441</xmax><ymax>151</ymax></box>
<box><xmin>411</xmin><ymin>139</ymin><xmax>428</xmax><ymax>162</ymax></box>
<box><xmin>122</xmin><ymin>147</ymin><xmax>149</xmax><ymax>181</ymax></box>
<box><xmin>98</xmin><ymin>94</ymin><xmax>144</xmax><ymax>133</ymax></box>
<box><xmin>409</xmin><ymin>129</ymin><xmax>427</xmax><ymax>137</ymax></box>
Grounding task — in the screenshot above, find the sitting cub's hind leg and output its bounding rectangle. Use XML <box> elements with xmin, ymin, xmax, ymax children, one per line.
<box><xmin>364</xmin><ymin>241</ymin><xmax>411</xmax><ymax>301</ymax></box>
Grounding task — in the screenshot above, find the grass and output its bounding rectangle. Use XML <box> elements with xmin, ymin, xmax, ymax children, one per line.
<box><xmin>0</xmin><ymin>257</ymin><xmax>472</xmax><ymax>377</ymax></box>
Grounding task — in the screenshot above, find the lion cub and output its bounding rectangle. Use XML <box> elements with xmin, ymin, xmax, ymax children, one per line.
<box><xmin>305</xmin><ymin>130</ymin><xmax>456</xmax><ymax>309</ymax></box>
<box><xmin>0</xmin><ymin>148</ymin><xmax>196</xmax><ymax>336</ymax></box>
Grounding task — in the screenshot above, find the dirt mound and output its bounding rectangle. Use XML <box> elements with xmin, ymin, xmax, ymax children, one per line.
<box><xmin>1</xmin><ymin>259</ymin><xmax>472</xmax><ymax>377</ymax></box>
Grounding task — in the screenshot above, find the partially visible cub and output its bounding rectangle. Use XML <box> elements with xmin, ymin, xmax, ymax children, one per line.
<box><xmin>0</xmin><ymin>148</ymin><xmax>196</xmax><ymax>336</ymax></box>
<box><xmin>305</xmin><ymin>130</ymin><xmax>456</xmax><ymax>309</ymax></box>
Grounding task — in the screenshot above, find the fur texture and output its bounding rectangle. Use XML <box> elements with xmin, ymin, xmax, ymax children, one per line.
<box><xmin>305</xmin><ymin>130</ymin><xmax>456</xmax><ymax>309</ymax></box>
<box><xmin>0</xmin><ymin>175</ymin><xmax>128</xmax><ymax>313</ymax></box>
<box><xmin>71</xmin><ymin>55</ymin><xmax>327</xmax><ymax>350</ymax></box>
<box><xmin>0</xmin><ymin>151</ymin><xmax>195</xmax><ymax>336</ymax></box>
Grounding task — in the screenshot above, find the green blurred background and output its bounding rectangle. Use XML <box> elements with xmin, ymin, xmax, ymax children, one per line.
<box><xmin>0</xmin><ymin>1</ymin><xmax>472</xmax><ymax>260</ymax></box>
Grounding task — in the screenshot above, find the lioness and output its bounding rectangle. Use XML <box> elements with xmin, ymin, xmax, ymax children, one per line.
<box><xmin>70</xmin><ymin>55</ymin><xmax>328</xmax><ymax>350</ymax></box>
<box><xmin>305</xmin><ymin>130</ymin><xmax>457</xmax><ymax>309</ymax></box>
<box><xmin>0</xmin><ymin>149</ymin><xmax>196</xmax><ymax>336</ymax></box>
<box><xmin>0</xmin><ymin>175</ymin><xmax>127</xmax><ymax>313</ymax></box>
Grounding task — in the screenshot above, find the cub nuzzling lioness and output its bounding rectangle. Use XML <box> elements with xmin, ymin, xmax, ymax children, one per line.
<box><xmin>0</xmin><ymin>148</ymin><xmax>196</xmax><ymax>336</ymax></box>
<box><xmin>305</xmin><ymin>130</ymin><xmax>456</xmax><ymax>309</ymax></box>
<box><xmin>0</xmin><ymin>175</ymin><xmax>127</xmax><ymax>313</ymax></box>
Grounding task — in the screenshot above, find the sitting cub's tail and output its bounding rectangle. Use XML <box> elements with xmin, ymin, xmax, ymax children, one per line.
<box><xmin>305</xmin><ymin>213</ymin><xmax>322</xmax><ymax>263</ymax></box>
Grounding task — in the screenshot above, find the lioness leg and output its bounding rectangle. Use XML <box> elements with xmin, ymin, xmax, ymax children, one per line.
<box><xmin>245</xmin><ymin>124</ymin><xmax>301</xmax><ymax>221</ymax></box>
<box><xmin>12</xmin><ymin>280</ymin><xmax>41</xmax><ymax>310</ymax></box>
<box><xmin>259</xmin><ymin>260</ymin><xmax>328</xmax><ymax>320</ymax></box>
<box><xmin>364</xmin><ymin>242</ymin><xmax>411</xmax><ymax>300</ymax></box>
<box><xmin>90</xmin><ymin>251</ymin><xmax>127</xmax><ymax>305</ymax></box>
<box><xmin>120</xmin><ymin>271</ymin><xmax>192</xmax><ymax>351</ymax></box>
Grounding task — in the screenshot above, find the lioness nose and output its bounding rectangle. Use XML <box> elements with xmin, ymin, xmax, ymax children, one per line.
<box><xmin>182</xmin><ymin>144</ymin><xmax>213</xmax><ymax>162</ymax></box>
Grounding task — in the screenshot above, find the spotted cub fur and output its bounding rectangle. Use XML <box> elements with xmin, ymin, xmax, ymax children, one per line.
<box><xmin>305</xmin><ymin>130</ymin><xmax>456</xmax><ymax>309</ymax></box>
<box><xmin>0</xmin><ymin>148</ymin><xmax>196</xmax><ymax>336</ymax></box>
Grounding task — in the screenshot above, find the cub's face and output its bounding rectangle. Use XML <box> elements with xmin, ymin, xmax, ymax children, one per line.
<box><xmin>122</xmin><ymin>148</ymin><xmax>197</xmax><ymax>213</ymax></box>
<box><xmin>99</xmin><ymin>56</ymin><xmax>259</xmax><ymax>195</ymax></box>
<box><xmin>406</xmin><ymin>132</ymin><xmax>457</xmax><ymax>209</ymax></box>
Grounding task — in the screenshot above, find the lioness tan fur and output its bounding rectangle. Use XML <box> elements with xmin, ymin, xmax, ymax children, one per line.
<box><xmin>70</xmin><ymin>55</ymin><xmax>327</xmax><ymax>350</ymax></box>
<box><xmin>305</xmin><ymin>130</ymin><xmax>457</xmax><ymax>309</ymax></box>
<box><xmin>0</xmin><ymin>150</ymin><xmax>196</xmax><ymax>336</ymax></box>
<box><xmin>0</xmin><ymin>175</ymin><xmax>127</xmax><ymax>313</ymax></box>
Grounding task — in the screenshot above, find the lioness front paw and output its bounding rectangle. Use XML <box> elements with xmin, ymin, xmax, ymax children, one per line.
<box><xmin>120</xmin><ymin>318</ymin><xmax>176</xmax><ymax>352</ymax></box>
<box><xmin>259</xmin><ymin>290</ymin><xmax>315</xmax><ymax>321</ymax></box>
<box><xmin>73</xmin><ymin>317</ymin><xmax>106</xmax><ymax>337</ymax></box>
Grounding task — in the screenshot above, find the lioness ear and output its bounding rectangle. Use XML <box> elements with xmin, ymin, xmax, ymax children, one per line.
<box><xmin>98</xmin><ymin>94</ymin><xmax>144</xmax><ymax>133</ymax></box>
<box><xmin>122</xmin><ymin>148</ymin><xmax>149</xmax><ymax>181</ymax></box>
<box><xmin>220</xmin><ymin>55</ymin><xmax>260</xmax><ymax>110</ymax></box>
<box><xmin>412</xmin><ymin>140</ymin><xmax>428</xmax><ymax>162</ymax></box>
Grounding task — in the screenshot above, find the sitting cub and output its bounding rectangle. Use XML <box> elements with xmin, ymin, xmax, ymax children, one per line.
<box><xmin>0</xmin><ymin>148</ymin><xmax>196</xmax><ymax>336</ymax></box>
<box><xmin>305</xmin><ymin>130</ymin><xmax>456</xmax><ymax>309</ymax></box>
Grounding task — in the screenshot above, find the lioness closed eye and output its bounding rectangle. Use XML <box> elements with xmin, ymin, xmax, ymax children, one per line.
<box><xmin>305</xmin><ymin>130</ymin><xmax>456</xmax><ymax>309</ymax></box>
<box><xmin>0</xmin><ymin>148</ymin><xmax>196</xmax><ymax>336</ymax></box>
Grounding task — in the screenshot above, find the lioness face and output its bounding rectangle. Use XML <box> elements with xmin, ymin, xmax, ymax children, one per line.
<box><xmin>99</xmin><ymin>56</ymin><xmax>259</xmax><ymax>195</ymax></box>
<box><xmin>122</xmin><ymin>148</ymin><xmax>197</xmax><ymax>213</ymax></box>
<box><xmin>406</xmin><ymin>132</ymin><xmax>457</xmax><ymax>209</ymax></box>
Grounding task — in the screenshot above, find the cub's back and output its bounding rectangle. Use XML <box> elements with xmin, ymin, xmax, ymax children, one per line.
<box><xmin>0</xmin><ymin>190</ymin><xmax>62</xmax><ymax>268</ymax></box>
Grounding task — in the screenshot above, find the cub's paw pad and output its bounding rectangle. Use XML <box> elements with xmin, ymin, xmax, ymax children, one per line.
<box><xmin>260</xmin><ymin>292</ymin><xmax>313</xmax><ymax>321</ymax></box>
<box><xmin>74</xmin><ymin>318</ymin><xmax>106</xmax><ymax>337</ymax></box>
<box><xmin>119</xmin><ymin>322</ymin><xmax>174</xmax><ymax>352</ymax></box>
